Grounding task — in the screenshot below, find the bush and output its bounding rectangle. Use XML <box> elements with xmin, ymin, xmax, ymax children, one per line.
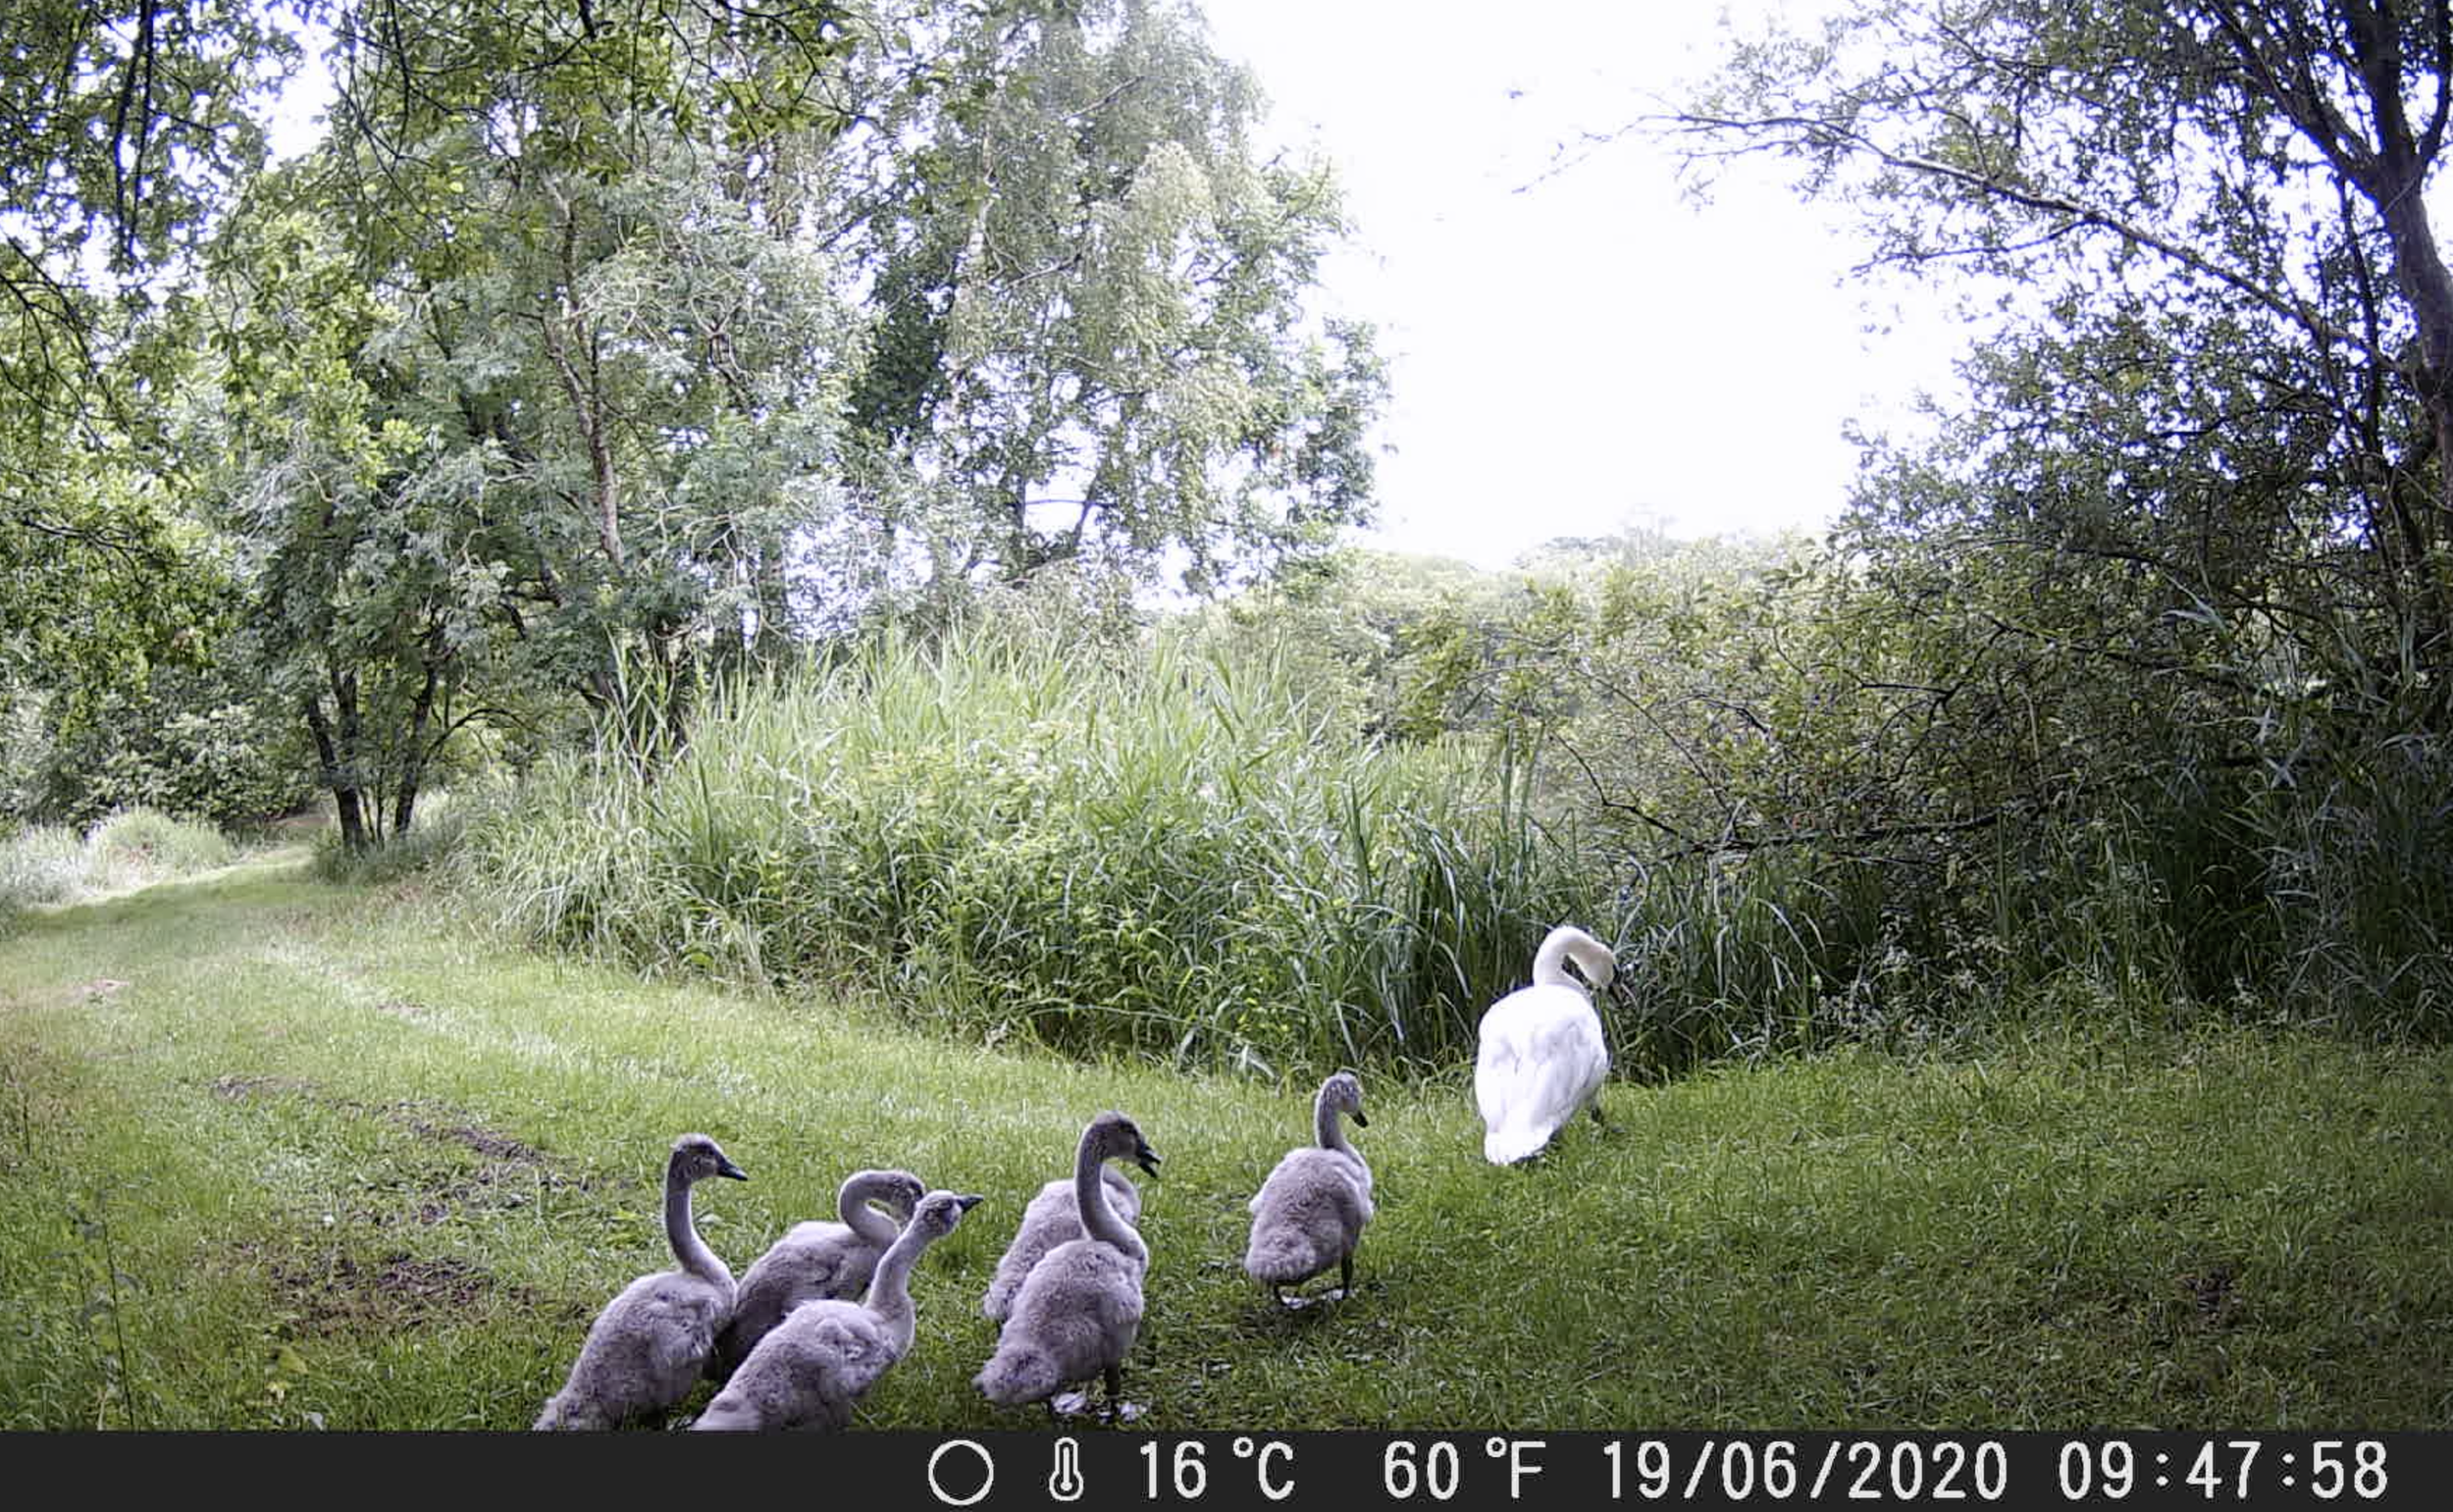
<box><xmin>9</xmin><ymin>673</ymin><xmax>317</xmax><ymax>833</ymax></box>
<box><xmin>0</xmin><ymin>808</ymin><xmax>238</xmax><ymax>926</ymax></box>
<box><xmin>311</xmin><ymin>786</ymin><xmax>492</xmax><ymax>885</ymax></box>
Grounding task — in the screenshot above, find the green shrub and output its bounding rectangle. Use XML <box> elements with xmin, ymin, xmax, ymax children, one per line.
<box><xmin>0</xmin><ymin>809</ymin><xmax>239</xmax><ymax>923</ymax></box>
<box><xmin>311</xmin><ymin>786</ymin><xmax>492</xmax><ymax>885</ymax></box>
<box><xmin>15</xmin><ymin>675</ymin><xmax>317</xmax><ymax>832</ymax></box>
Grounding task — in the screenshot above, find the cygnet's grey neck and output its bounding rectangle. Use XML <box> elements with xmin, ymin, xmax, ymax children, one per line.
<box><xmin>1076</xmin><ymin>1132</ymin><xmax>1143</xmax><ymax>1263</ymax></box>
<box><xmin>842</xmin><ymin>1175</ymin><xmax>903</xmax><ymax>1248</ymax></box>
<box><xmin>861</xmin><ymin>1224</ymin><xmax>930</xmax><ymax>1347</ymax></box>
<box><xmin>1315</xmin><ymin>1090</ymin><xmax>1354</xmax><ymax>1155</ymax></box>
<box><xmin>667</xmin><ymin>1160</ymin><xmax>731</xmax><ymax>1292</ymax></box>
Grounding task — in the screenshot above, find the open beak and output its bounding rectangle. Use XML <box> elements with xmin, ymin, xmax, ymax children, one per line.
<box><xmin>1134</xmin><ymin>1142</ymin><xmax>1162</xmax><ymax>1176</ymax></box>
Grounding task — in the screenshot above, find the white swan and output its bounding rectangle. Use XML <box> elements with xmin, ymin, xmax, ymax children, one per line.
<box><xmin>534</xmin><ymin>1132</ymin><xmax>749</xmax><ymax>1430</ymax></box>
<box><xmin>710</xmin><ymin>1168</ymin><xmax>924</xmax><ymax>1381</ymax></box>
<box><xmin>1243</xmin><ymin>1069</ymin><xmax>1373</xmax><ymax>1305</ymax></box>
<box><xmin>980</xmin><ymin>1164</ymin><xmax>1144</xmax><ymax>1323</ymax></box>
<box><xmin>1474</xmin><ymin>924</ymin><xmax>1619</xmax><ymax>1165</ymax></box>
<box><xmin>691</xmin><ymin>1189</ymin><xmax>985</xmax><ymax>1431</ymax></box>
<box><xmin>974</xmin><ymin>1111</ymin><xmax>1161</xmax><ymax>1420</ymax></box>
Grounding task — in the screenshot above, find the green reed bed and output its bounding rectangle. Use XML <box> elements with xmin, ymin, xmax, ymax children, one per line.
<box><xmin>464</xmin><ymin>627</ymin><xmax>1600</xmax><ymax>1074</ymax></box>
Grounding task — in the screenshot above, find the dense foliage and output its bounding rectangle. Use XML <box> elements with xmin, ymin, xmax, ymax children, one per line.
<box><xmin>1647</xmin><ymin>0</ymin><xmax>2453</xmax><ymax>1035</ymax></box>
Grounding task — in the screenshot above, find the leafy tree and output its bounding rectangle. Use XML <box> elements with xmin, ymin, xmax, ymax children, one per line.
<box><xmin>837</xmin><ymin>0</ymin><xmax>1387</xmax><ymax>596</ymax></box>
<box><xmin>2</xmin><ymin>1</ymin><xmax>303</xmax><ymax>709</ymax></box>
<box><xmin>1646</xmin><ymin>0</ymin><xmax>2453</xmax><ymax>1024</ymax></box>
<box><xmin>1675</xmin><ymin>0</ymin><xmax>2453</xmax><ymax>716</ymax></box>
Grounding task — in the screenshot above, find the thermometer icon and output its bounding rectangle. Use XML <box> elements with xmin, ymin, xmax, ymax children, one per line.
<box><xmin>1048</xmin><ymin>1435</ymin><xmax>1085</xmax><ymax>1502</ymax></box>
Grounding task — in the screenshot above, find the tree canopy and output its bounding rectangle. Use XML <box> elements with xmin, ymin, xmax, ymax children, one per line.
<box><xmin>1676</xmin><ymin>0</ymin><xmax>2453</xmax><ymax>721</ymax></box>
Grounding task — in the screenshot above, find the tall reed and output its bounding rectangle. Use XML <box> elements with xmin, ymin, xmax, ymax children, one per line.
<box><xmin>463</xmin><ymin>621</ymin><xmax>1601</xmax><ymax>1074</ymax></box>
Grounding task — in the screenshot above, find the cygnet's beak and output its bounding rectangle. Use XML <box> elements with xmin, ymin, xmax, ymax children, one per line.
<box><xmin>1133</xmin><ymin>1141</ymin><xmax>1163</xmax><ymax>1176</ymax></box>
<box><xmin>1352</xmin><ymin>1109</ymin><xmax>1370</xmax><ymax>1127</ymax></box>
<box><xmin>717</xmin><ymin>1158</ymin><xmax>750</xmax><ymax>1181</ymax></box>
<box><xmin>955</xmin><ymin>1193</ymin><xmax>986</xmax><ymax>1212</ymax></box>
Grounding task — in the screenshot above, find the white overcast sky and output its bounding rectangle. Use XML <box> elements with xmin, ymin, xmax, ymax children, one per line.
<box><xmin>1201</xmin><ymin>0</ymin><xmax>1971</xmax><ymax>568</ymax></box>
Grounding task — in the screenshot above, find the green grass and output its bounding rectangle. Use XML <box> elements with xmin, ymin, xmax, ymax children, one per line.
<box><xmin>2</xmin><ymin>854</ymin><xmax>2448</xmax><ymax>1430</ymax></box>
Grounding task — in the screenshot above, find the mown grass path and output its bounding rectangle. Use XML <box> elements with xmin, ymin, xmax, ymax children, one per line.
<box><xmin>2</xmin><ymin>855</ymin><xmax>2448</xmax><ymax>1430</ymax></box>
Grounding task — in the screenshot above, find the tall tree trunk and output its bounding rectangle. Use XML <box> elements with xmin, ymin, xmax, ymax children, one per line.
<box><xmin>392</xmin><ymin>654</ymin><xmax>440</xmax><ymax>839</ymax></box>
<box><xmin>304</xmin><ymin>694</ymin><xmax>367</xmax><ymax>854</ymax></box>
<box><xmin>2216</xmin><ymin>0</ymin><xmax>2453</xmax><ymax>697</ymax></box>
<box><xmin>2368</xmin><ymin>201</ymin><xmax>2453</xmax><ymax>702</ymax></box>
<box><xmin>755</xmin><ymin>532</ymin><xmax>790</xmax><ymax>663</ymax></box>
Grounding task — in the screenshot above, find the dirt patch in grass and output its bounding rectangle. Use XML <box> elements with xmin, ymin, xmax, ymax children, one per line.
<box><xmin>388</xmin><ymin>1104</ymin><xmax>551</xmax><ymax>1166</ymax></box>
<box><xmin>202</xmin><ymin>1074</ymin><xmax>600</xmax><ymax>1230</ymax></box>
<box><xmin>1</xmin><ymin>977</ymin><xmax>134</xmax><ymax>1015</ymax></box>
<box><xmin>210</xmin><ymin>1072</ymin><xmax>319</xmax><ymax>1101</ymax></box>
<box><xmin>400</xmin><ymin>1159</ymin><xmax>602</xmax><ymax>1227</ymax></box>
<box><xmin>2176</xmin><ymin>1261</ymin><xmax>2249</xmax><ymax>1329</ymax></box>
<box><xmin>244</xmin><ymin>1244</ymin><xmax>525</xmax><ymax>1335</ymax></box>
<box><xmin>204</xmin><ymin>1074</ymin><xmax>554</xmax><ymax>1167</ymax></box>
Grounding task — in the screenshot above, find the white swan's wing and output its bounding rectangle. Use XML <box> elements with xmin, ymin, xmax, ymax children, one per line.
<box><xmin>1474</xmin><ymin>985</ymin><xmax>1606</xmax><ymax>1163</ymax></box>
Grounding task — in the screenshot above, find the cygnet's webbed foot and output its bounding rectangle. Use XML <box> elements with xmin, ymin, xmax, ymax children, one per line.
<box><xmin>1050</xmin><ymin>1389</ymin><xmax>1092</xmax><ymax>1417</ymax></box>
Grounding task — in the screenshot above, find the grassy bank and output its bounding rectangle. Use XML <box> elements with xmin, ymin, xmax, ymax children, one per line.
<box><xmin>1</xmin><ymin>856</ymin><xmax>2447</xmax><ymax>1430</ymax></box>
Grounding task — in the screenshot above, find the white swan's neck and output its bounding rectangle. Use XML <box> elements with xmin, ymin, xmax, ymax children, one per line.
<box><xmin>861</xmin><ymin>1223</ymin><xmax>932</xmax><ymax>1353</ymax></box>
<box><xmin>840</xmin><ymin>1176</ymin><xmax>902</xmax><ymax>1248</ymax></box>
<box><xmin>1076</xmin><ymin>1134</ymin><xmax>1146</xmax><ymax>1266</ymax></box>
<box><xmin>665</xmin><ymin>1161</ymin><xmax>732</xmax><ymax>1297</ymax></box>
<box><xmin>1532</xmin><ymin>925</ymin><xmax>1612</xmax><ymax>992</ymax></box>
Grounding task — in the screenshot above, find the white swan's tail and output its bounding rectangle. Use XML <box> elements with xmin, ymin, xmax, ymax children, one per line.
<box><xmin>1483</xmin><ymin>1123</ymin><xmax>1551</xmax><ymax>1165</ymax></box>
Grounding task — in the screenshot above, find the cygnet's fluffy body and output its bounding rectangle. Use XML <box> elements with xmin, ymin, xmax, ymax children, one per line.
<box><xmin>980</xmin><ymin>1164</ymin><xmax>1143</xmax><ymax>1323</ymax></box>
<box><xmin>974</xmin><ymin>1112</ymin><xmax>1161</xmax><ymax>1418</ymax></box>
<box><xmin>1243</xmin><ymin>1070</ymin><xmax>1373</xmax><ymax>1303</ymax></box>
<box><xmin>711</xmin><ymin>1169</ymin><xmax>923</xmax><ymax>1381</ymax></box>
<box><xmin>535</xmin><ymin>1133</ymin><xmax>749</xmax><ymax>1430</ymax></box>
<box><xmin>693</xmin><ymin>1190</ymin><xmax>984</xmax><ymax>1431</ymax></box>
<box><xmin>1474</xmin><ymin>924</ymin><xmax>1619</xmax><ymax>1165</ymax></box>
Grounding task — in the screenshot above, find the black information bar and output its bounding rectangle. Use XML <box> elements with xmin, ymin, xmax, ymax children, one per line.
<box><xmin>29</xmin><ymin>1430</ymin><xmax>2447</xmax><ymax>1509</ymax></box>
